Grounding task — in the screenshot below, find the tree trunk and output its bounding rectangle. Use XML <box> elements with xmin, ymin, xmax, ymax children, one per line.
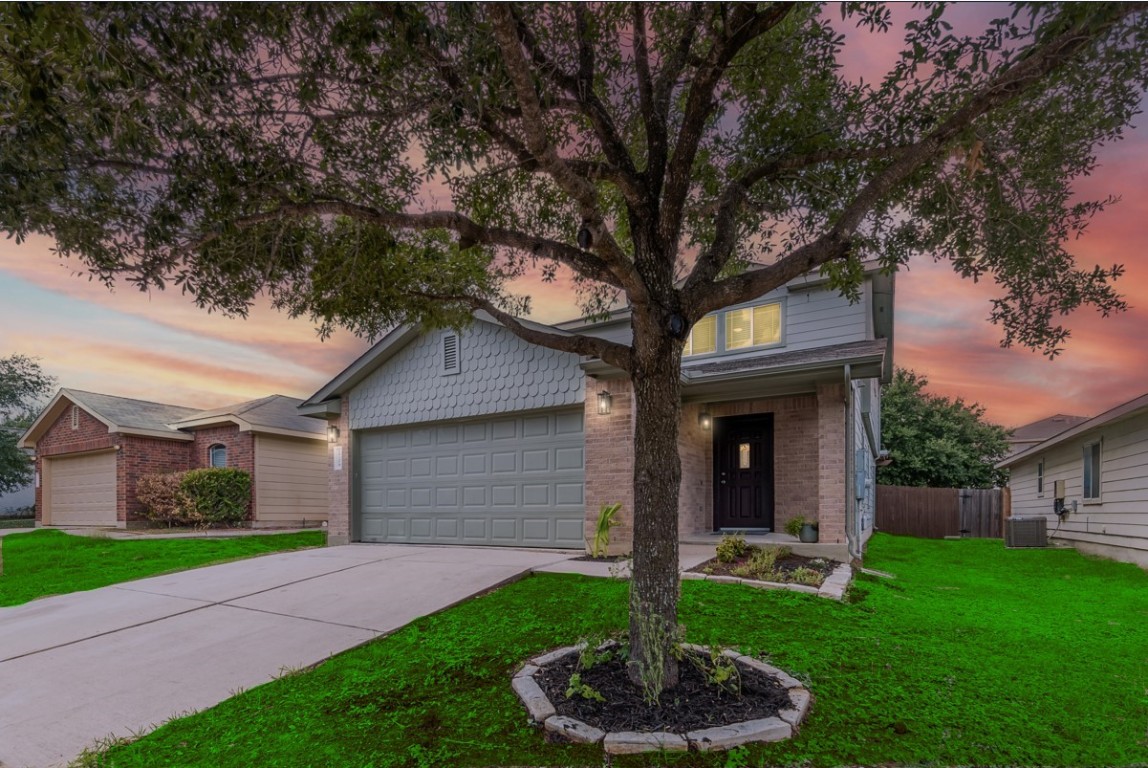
<box><xmin>626</xmin><ymin>320</ymin><xmax>683</xmax><ymax>695</ymax></box>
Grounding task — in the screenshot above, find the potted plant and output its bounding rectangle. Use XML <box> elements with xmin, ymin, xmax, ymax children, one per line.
<box><xmin>784</xmin><ymin>516</ymin><xmax>819</xmax><ymax>543</ymax></box>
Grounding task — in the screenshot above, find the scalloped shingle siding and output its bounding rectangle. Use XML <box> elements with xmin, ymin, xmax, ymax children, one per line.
<box><xmin>349</xmin><ymin>321</ymin><xmax>585</xmax><ymax>430</ymax></box>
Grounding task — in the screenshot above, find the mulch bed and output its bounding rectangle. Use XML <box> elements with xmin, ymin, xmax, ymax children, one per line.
<box><xmin>688</xmin><ymin>550</ymin><xmax>837</xmax><ymax>584</ymax></box>
<box><xmin>569</xmin><ymin>554</ymin><xmax>630</xmax><ymax>562</ymax></box>
<box><xmin>534</xmin><ymin>650</ymin><xmax>791</xmax><ymax>733</ymax></box>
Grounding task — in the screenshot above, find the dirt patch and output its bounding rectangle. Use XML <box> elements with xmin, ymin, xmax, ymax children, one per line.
<box><xmin>534</xmin><ymin>650</ymin><xmax>791</xmax><ymax>733</ymax></box>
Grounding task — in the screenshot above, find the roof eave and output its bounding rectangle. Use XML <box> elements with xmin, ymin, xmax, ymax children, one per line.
<box><xmin>998</xmin><ymin>393</ymin><xmax>1148</xmax><ymax>469</ymax></box>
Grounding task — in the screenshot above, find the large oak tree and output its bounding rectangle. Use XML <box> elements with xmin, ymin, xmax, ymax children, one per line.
<box><xmin>2</xmin><ymin>2</ymin><xmax>1145</xmax><ymax>693</ymax></box>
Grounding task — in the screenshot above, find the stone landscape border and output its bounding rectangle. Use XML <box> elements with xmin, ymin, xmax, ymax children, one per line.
<box><xmin>682</xmin><ymin>561</ymin><xmax>853</xmax><ymax>600</ymax></box>
<box><xmin>512</xmin><ymin>643</ymin><xmax>813</xmax><ymax>755</ymax></box>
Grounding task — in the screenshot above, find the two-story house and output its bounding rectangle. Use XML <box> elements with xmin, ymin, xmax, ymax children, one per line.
<box><xmin>301</xmin><ymin>265</ymin><xmax>894</xmax><ymax>562</ymax></box>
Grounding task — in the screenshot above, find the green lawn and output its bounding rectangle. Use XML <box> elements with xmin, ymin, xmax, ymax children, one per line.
<box><xmin>88</xmin><ymin>534</ymin><xmax>1148</xmax><ymax>768</ymax></box>
<box><xmin>0</xmin><ymin>529</ymin><xmax>325</xmax><ymax>606</ymax></box>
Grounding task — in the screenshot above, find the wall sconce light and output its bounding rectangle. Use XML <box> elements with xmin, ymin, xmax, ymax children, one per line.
<box><xmin>327</xmin><ymin>424</ymin><xmax>340</xmax><ymax>443</ymax></box>
<box><xmin>699</xmin><ymin>411</ymin><xmax>713</xmax><ymax>431</ymax></box>
<box><xmin>597</xmin><ymin>391</ymin><xmax>613</xmax><ymax>415</ymax></box>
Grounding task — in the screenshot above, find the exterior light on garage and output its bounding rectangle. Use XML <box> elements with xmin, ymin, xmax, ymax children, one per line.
<box><xmin>327</xmin><ymin>424</ymin><xmax>340</xmax><ymax>443</ymax></box>
<box><xmin>597</xmin><ymin>390</ymin><xmax>612</xmax><ymax>415</ymax></box>
<box><xmin>699</xmin><ymin>411</ymin><xmax>713</xmax><ymax>431</ymax></box>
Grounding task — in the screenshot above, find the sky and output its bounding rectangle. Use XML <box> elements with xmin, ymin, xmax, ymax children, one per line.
<box><xmin>0</xmin><ymin>7</ymin><xmax>1145</xmax><ymax>430</ymax></box>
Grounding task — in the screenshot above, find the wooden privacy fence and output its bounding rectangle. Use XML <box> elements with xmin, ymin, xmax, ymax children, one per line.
<box><xmin>875</xmin><ymin>485</ymin><xmax>1009</xmax><ymax>539</ymax></box>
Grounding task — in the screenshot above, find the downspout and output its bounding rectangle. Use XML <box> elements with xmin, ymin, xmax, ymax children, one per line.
<box><xmin>844</xmin><ymin>364</ymin><xmax>860</xmax><ymax>562</ymax></box>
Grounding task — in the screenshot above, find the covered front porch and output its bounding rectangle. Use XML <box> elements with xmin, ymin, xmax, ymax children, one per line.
<box><xmin>583</xmin><ymin>339</ymin><xmax>886</xmax><ymax>561</ymax></box>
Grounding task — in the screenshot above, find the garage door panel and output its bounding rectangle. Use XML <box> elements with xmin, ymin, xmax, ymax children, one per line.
<box><xmin>358</xmin><ymin>409</ymin><xmax>584</xmax><ymax>547</ymax></box>
<box><xmin>48</xmin><ymin>452</ymin><xmax>117</xmax><ymax>527</ymax></box>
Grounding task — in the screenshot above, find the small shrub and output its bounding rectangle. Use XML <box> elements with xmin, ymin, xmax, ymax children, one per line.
<box><xmin>784</xmin><ymin>516</ymin><xmax>807</xmax><ymax>537</ymax></box>
<box><xmin>733</xmin><ymin>545</ymin><xmax>792</xmax><ymax>581</ymax></box>
<box><xmin>589</xmin><ymin>502</ymin><xmax>622</xmax><ymax>558</ymax></box>
<box><xmin>789</xmin><ymin>566</ymin><xmax>824</xmax><ymax>586</ymax></box>
<box><xmin>180</xmin><ymin>468</ymin><xmax>251</xmax><ymax>526</ymax></box>
<box><xmin>686</xmin><ymin>647</ymin><xmax>741</xmax><ymax>696</ymax></box>
<box><xmin>136</xmin><ymin>472</ymin><xmax>193</xmax><ymax>526</ymax></box>
<box><xmin>715</xmin><ymin>534</ymin><xmax>749</xmax><ymax>563</ymax></box>
<box><xmin>565</xmin><ymin>672</ymin><xmax>606</xmax><ymax>702</ymax></box>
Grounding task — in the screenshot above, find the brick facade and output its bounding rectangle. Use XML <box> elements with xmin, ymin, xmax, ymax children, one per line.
<box><xmin>117</xmin><ymin>434</ymin><xmax>193</xmax><ymax>523</ymax></box>
<box><xmin>583</xmin><ymin>378</ymin><xmax>635</xmax><ymax>555</ymax></box>
<box><xmin>190</xmin><ymin>425</ymin><xmax>255</xmax><ymax>518</ymax></box>
<box><xmin>32</xmin><ymin>405</ymin><xmax>196</xmax><ymax>525</ymax></box>
<box><xmin>695</xmin><ymin>392</ymin><xmax>823</xmax><ymax>537</ymax></box>
<box><xmin>583</xmin><ymin>382</ymin><xmax>848</xmax><ymax>551</ymax></box>
<box><xmin>816</xmin><ymin>382</ymin><xmax>847</xmax><ymax>544</ymax></box>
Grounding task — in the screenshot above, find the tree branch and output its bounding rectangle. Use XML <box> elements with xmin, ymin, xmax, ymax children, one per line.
<box><xmin>189</xmin><ymin>200</ymin><xmax>627</xmax><ymax>290</ymax></box>
<box><xmin>690</xmin><ymin>4</ymin><xmax>1141</xmax><ymax>315</ymax></box>
<box><xmin>488</xmin><ymin>5</ymin><xmax>647</xmax><ymax>301</ymax></box>
<box><xmin>659</xmin><ymin>3</ymin><xmax>795</xmax><ymax>248</ymax></box>
<box><xmin>646</xmin><ymin>2</ymin><xmax>706</xmax><ymax>193</ymax></box>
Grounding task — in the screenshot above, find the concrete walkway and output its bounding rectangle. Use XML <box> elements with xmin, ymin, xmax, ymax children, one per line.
<box><xmin>0</xmin><ymin>544</ymin><xmax>575</xmax><ymax>768</ymax></box>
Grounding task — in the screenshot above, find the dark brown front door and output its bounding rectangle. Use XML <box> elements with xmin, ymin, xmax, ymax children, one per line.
<box><xmin>713</xmin><ymin>415</ymin><xmax>774</xmax><ymax>531</ymax></box>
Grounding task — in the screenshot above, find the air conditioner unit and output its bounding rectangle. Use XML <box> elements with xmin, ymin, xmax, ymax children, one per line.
<box><xmin>1006</xmin><ymin>517</ymin><xmax>1047</xmax><ymax>548</ymax></box>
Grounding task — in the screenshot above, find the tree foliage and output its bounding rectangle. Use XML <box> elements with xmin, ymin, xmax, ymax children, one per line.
<box><xmin>878</xmin><ymin>369</ymin><xmax>1010</xmax><ymax>489</ymax></box>
<box><xmin>1</xmin><ymin>2</ymin><xmax>1145</xmax><ymax>688</ymax></box>
<box><xmin>0</xmin><ymin>355</ymin><xmax>55</xmax><ymax>495</ymax></box>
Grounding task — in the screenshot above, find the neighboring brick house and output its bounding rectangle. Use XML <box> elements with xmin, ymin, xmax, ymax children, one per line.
<box><xmin>20</xmin><ymin>390</ymin><xmax>329</xmax><ymax>528</ymax></box>
<box><xmin>301</xmin><ymin>265</ymin><xmax>894</xmax><ymax>562</ymax></box>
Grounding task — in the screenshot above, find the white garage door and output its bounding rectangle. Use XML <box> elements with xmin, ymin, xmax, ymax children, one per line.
<box><xmin>357</xmin><ymin>409</ymin><xmax>585</xmax><ymax>547</ymax></box>
<box><xmin>47</xmin><ymin>451</ymin><xmax>117</xmax><ymax>526</ymax></box>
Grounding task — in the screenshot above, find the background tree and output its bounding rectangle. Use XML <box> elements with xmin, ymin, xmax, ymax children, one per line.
<box><xmin>878</xmin><ymin>368</ymin><xmax>1009</xmax><ymax>489</ymax></box>
<box><xmin>0</xmin><ymin>355</ymin><xmax>55</xmax><ymax>496</ymax></box>
<box><xmin>1</xmin><ymin>3</ymin><xmax>1145</xmax><ymax>693</ymax></box>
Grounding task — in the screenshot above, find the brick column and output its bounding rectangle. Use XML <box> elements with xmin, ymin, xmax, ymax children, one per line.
<box><xmin>584</xmin><ymin>379</ymin><xmax>635</xmax><ymax>555</ymax></box>
<box><xmin>816</xmin><ymin>382</ymin><xmax>847</xmax><ymax>544</ymax></box>
<box><xmin>327</xmin><ymin>400</ymin><xmax>352</xmax><ymax>546</ymax></box>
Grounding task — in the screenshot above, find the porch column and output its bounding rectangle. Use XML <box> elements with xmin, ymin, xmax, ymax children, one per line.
<box><xmin>327</xmin><ymin>399</ymin><xmax>352</xmax><ymax>546</ymax></box>
<box><xmin>816</xmin><ymin>382</ymin><xmax>847</xmax><ymax>544</ymax></box>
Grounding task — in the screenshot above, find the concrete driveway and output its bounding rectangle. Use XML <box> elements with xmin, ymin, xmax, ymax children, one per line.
<box><xmin>0</xmin><ymin>543</ymin><xmax>574</xmax><ymax>768</ymax></box>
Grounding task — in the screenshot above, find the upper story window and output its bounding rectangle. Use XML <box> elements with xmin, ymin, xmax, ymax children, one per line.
<box><xmin>684</xmin><ymin>316</ymin><xmax>716</xmax><ymax>356</ymax></box>
<box><xmin>1082</xmin><ymin>441</ymin><xmax>1101</xmax><ymax>501</ymax></box>
<box><xmin>209</xmin><ymin>444</ymin><xmax>228</xmax><ymax>468</ymax></box>
<box><xmin>1036</xmin><ymin>460</ymin><xmax>1045</xmax><ymax>496</ymax></box>
<box><xmin>684</xmin><ymin>301</ymin><xmax>783</xmax><ymax>358</ymax></box>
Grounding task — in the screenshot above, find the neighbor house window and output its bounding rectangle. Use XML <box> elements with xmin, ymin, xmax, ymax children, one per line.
<box><xmin>684</xmin><ymin>315</ymin><xmax>717</xmax><ymax>356</ymax></box>
<box><xmin>1036</xmin><ymin>460</ymin><xmax>1045</xmax><ymax>496</ymax></box>
<box><xmin>209</xmin><ymin>444</ymin><xmax>228</xmax><ymax>468</ymax></box>
<box><xmin>1082</xmin><ymin>441</ymin><xmax>1101</xmax><ymax>500</ymax></box>
<box><xmin>725</xmin><ymin>302</ymin><xmax>782</xmax><ymax>350</ymax></box>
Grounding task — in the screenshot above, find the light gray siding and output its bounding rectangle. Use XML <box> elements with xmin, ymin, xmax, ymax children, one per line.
<box><xmin>349</xmin><ymin>319</ymin><xmax>585</xmax><ymax>430</ymax></box>
<box><xmin>1010</xmin><ymin>410</ymin><xmax>1148</xmax><ymax>562</ymax></box>
<box><xmin>852</xmin><ymin>377</ymin><xmax>878</xmax><ymax>541</ymax></box>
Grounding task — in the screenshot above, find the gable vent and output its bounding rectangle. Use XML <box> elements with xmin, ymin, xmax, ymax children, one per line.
<box><xmin>441</xmin><ymin>332</ymin><xmax>461</xmax><ymax>376</ymax></box>
<box><xmin>71</xmin><ymin>404</ymin><xmax>80</xmax><ymax>430</ymax></box>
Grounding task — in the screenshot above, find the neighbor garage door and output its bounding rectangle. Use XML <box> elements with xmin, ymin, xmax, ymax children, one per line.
<box><xmin>46</xmin><ymin>451</ymin><xmax>117</xmax><ymax>526</ymax></box>
<box><xmin>357</xmin><ymin>409</ymin><xmax>584</xmax><ymax>547</ymax></box>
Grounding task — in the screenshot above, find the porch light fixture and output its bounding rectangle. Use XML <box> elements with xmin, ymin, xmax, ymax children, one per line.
<box><xmin>327</xmin><ymin>424</ymin><xmax>340</xmax><ymax>443</ymax></box>
<box><xmin>597</xmin><ymin>390</ymin><xmax>613</xmax><ymax>415</ymax></box>
<box><xmin>698</xmin><ymin>411</ymin><xmax>713</xmax><ymax>431</ymax></box>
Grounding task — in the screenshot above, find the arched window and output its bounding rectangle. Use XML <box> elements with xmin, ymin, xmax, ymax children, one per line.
<box><xmin>209</xmin><ymin>444</ymin><xmax>228</xmax><ymax>468</ymax></box>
